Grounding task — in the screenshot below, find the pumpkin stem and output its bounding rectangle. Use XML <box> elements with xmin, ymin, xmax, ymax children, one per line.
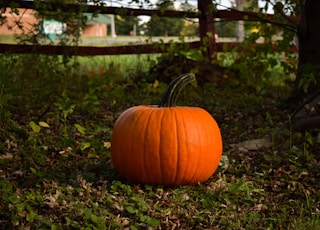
<box><xmin>159</xmin><ymin>73</ymin><xmax>196</xmax><ymax>107</ymax></box>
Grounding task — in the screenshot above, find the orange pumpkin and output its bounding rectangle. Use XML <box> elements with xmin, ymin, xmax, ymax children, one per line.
<box><xmin>111</xmin><ymin>74</ymin><xmax>222</xmax><ymax>186</ymax></box>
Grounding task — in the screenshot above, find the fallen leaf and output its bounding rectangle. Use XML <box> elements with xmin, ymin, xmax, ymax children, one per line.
<box><xmin>237</xmin><ymin>137</ymin><xmax>272</xmax><ymax>151</ymax></box>
<box><xmin>0</xmin><ymin>153</ymin><xmax>13</xmax><ymax>159</ymax></box>
<box><xmin>104</xmin><ymin>141</ymin><xmax>111</xmax><ymax>149</ymax></box>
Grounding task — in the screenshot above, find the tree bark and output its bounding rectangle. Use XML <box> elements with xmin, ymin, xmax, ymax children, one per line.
<box><xmin>235</xmin><ymin>0</ymin><xmax>244</xmax><ymax>42</ymax></box>
<box><xmin>291</xmin><ymin>0</ymin><xmax>320</xmax><ymax>102</ymax></box>
<box><xmin>198</xmin><ymin>0</ymin><xmax>216</xmax><ymax>61</ymax></box>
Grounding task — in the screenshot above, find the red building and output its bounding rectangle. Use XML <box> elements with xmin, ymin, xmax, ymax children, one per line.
<box><xmin>0</xmin><ymin>8</ymin><xmax>110</xmax><ymax>37</ymax></box>
<box><xmin>0</xmin><ymin>8</ymin><xmax>37</xmax><ymax>35</ymax></box>
<box><xmin>83</xmin><ymin>13</ymin><xmax>110</xmax><ymax>36</ymax></box>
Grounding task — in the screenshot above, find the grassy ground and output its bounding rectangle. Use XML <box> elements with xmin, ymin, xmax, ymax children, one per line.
<box><xmin>0</xmin><ymin>53</ymin><xmax>319</xmax><ymax>229</ymax></box>
<box><xmin>0</xmin><ymin>34</ymin><xmax>233</xmax><ymax>46</ymax></box>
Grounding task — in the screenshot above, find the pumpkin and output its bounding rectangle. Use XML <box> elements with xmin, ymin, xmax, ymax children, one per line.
<box><xmin>111</xmin><ymin>73</ymin><xmax>223</xmax><ymax>186</ymax></box>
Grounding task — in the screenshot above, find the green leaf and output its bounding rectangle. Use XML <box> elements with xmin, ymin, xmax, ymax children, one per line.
<box><xmin>51</xmin><ymin>224</ymin><xmax>59</xmax><ymax>230</ymax></box>
<box><xmin>26</xmin><ymin>210</ymin><xmax>38</xmax><ymax>222</ymax></box>
<box><xmin>126</xmin><ymin>206</ymin><xmax>137</xmax><ymax>214</ymax></box>
<box><xmin>30</xmin><ymin>167</ymin><xmax>37</xmax><ymax>174</ymax></box>
<box><xmin>90</xmin><ymin>215</ymin><xmax>106</xmax><ymax>229</ymax></box>
<box><xmin>140</xmin><ymin>215</ymin><xmax>160</xmax><ymax>227</ymax></box>
<box><xmin>74</xmin><ymin>124</ymin><xmax>86</xmax><ymax>135</ymax></box>
<box><xmin>0</xmin><ymin>93</ymin><xmax>13</xmax><ymax>106</ymax></box>
<box><xmin>40</xmin><ymin>218</ymin><xmax>52</xmax><ymax>227</ymax></box>
<box><xmin>38</xmin><ymin>121</ymin><xmax>50</xmax><ymax>128</ymax></box>
<box><xmin>80</xmin><ymin>142</ymin><xmax>91</xmax><ymax>151</ymax></box>
<box><xmin>130</xmin><ymin>225</ymin><xmax>138</xmax><ymax>230</ymax></box>
<box><xmin>29</xmin><ymin>121</ymin><xmax>41</xmax><ymax>133</ymax></box>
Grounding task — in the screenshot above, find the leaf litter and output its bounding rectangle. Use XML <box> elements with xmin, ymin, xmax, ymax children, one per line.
<box><xmin>0</xmin><ymin>80</ymin><xmax>319</xmax><ymax>229</ymax></box>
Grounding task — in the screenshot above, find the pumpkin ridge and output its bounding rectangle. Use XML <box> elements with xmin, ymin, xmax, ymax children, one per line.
<box><xmin>115</xmin><ymin>108</ymin><xmax>137</xmax><ymax>179</ymax></box>
<box><xmin>188</xmin><ymin>109</ymin><xmax>201</xmax><ymax>184</ymax></box>
<box><xmin>198</xmin><ymin>111</ymin><xmax>212</xmax><ymax>180</ymax></box>
<box><xmin>182</xmin><ymin>109</ymin><xmax>195</xmax><ymax>184</ymax></box>
<box><xmin>142</xmin><ymin>109</ymin><xmax>156</xmax><ymax>184</ymax></box>
<box><xmin>126</xmin><ymin>108</ymin><xmax>144</xmax><ymax>183</ymax></box>
<box><xmin>198</xmin><ymin>111</ymin><xmax>214</xmax><ymax>181</ymax></box>
<box><xmin>177</xmin><ymin>109</ymin><xmax>190</xmax><ymax>185</ymax></box>
<box><xmin>173</xmin><ymin>109</ymin><xmax>180</xmax><ymax>185</ymax></box>
<box><xmin>159</xmin><ymin>109</ymin><xmax>170</xmax><ymax>184</ymax></box>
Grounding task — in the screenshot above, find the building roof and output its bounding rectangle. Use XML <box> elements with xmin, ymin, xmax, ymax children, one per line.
<box><xmin>83</xmin><ymin>13</ymin><xmax>111</xmax><ymax>25</ymax></box>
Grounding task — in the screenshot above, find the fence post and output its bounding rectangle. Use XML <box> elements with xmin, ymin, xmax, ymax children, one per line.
<box><xmin>198</xmin><ymin>0</ymin><xmax>216</xmax><ymax>61</ymax></box>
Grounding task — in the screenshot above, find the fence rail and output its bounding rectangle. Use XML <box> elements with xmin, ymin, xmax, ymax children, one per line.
<box><xmin>0</xmin><ymin>42</ymin><xmax>298</xmax><ymax>56</ymax></box>
<box><xmin>0</xmin><ymin>0</ymin><xmax>299</xmax><ymax>58</ymax></box>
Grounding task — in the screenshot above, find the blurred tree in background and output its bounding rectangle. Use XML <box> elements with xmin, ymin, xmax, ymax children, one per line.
<box><xmin>115</xmin><ymin>15</ymin><xmax>141</xmax><ymax>36</ymax></box>
<box><xmin>144</xmin><ymin>0</ymin><xmax>185</xmax><ymax>36</ymax></box>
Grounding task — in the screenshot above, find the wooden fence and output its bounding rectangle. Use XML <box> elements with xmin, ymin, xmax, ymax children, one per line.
<box><xmin>0</xmin><ymin>0</ymin><xmax>299</xmax><ymax>60</ymax></box>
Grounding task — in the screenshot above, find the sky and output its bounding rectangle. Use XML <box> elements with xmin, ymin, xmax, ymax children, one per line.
<box><xmin>109</xmin><ymin>0</ymin><xmax>233</xmax><ymax>9</ymax></box>
<box><xmin>110</xmin><ymin>0</ymin><xmax>235</xmax><ymax>23</ymax></box>
<box><xmin>109</xmin><ymin>0</ymin><xmax>272</xmax><ymax>23</ymax></box>
<box><xmin>108</xmin><ymin>0</ymin><xmax>273</xmax><ymax>11</ymax></box>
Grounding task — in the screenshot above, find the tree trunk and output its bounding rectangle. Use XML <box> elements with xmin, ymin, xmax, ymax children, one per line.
<box><xmin>235</xmin><ymin>0</ymin><xmax>244</xmax><ymax>42</ymax></box>
<box><xmin>198</xmin><ymin>0</ymin><xmax>216</xmax><ymax>61</ymax></box>
<box><xmin>291</xmin><ymin>0</ymin><xmax>320</xmax><ymax>102</ymax></box>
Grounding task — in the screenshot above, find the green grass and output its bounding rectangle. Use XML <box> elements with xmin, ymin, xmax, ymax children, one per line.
<box><xmin>0</xmin><ymin>52</ymin><xmax>319</xmax><ymax>229</ymax></box>
<box><xmin>0</xmin><ymin>34</ymin><xmax>18</xmax><ymax>44</ymax></box>
<box><xmin>74</xmin><ymin>54</ymin><xmax>159</xmax><ymax>79</ymax></box>
<box><xmin>0</xmin><ymin>34</ymin><xmax>199</xmax><ymax>46</ymax></box>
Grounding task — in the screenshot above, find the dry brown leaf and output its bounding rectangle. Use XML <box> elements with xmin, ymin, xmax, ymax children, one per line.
<box><xmin>237</xmin><ymin>137</ymin><xmax>272</xmax><ymax>151</ymax></box>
